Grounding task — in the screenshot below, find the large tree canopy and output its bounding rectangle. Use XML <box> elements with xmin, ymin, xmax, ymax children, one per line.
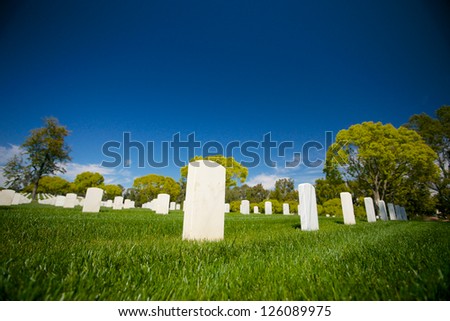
<box><xmin>3</xmin><ymin>117</ymin><xmax>71</xmax><ymax>200</ymax></box>
<box><xmin>73</xmin><ymin>172</ymin><xmax>104</xmax><ymax>195</ymax></box>
<box><xmin>180</xmin><ymin>155</ymin><xmax>248</xmax><ymax>188</ymax></box>
<box><xmin>325</xmin><ymin>121</ymin><xmax>438</xmax><ymax>207</ymax></box>
<box><xmin>406</xmin><ymin>106</ymin><xmax>450</xmax><ymax>213</ymax></box>
<box><xmin>133</xmin><ymin>174</ymin><xmax>181</xmax><ymax>205</ymax></box>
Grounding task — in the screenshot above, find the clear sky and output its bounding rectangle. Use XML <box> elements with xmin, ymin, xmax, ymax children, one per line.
<box><xmin>1</xmin><ymin>0</ymin><xmax>449</xmax><ymax>189</ymax></box>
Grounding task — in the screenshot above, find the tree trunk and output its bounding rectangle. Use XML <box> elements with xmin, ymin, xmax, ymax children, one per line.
<box><xmin>373</xmin><ymin>189</ymin><xmax>380</xmax><ymax>205</ymax></box>
<box><xmin>31</xmin><ymin>180</ymin><xmax>39</xmax><ymax>201</ymax></box>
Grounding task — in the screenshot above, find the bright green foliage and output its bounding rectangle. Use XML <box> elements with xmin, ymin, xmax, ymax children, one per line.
<box><xmin>102</xmin><ymin>184</ymin><xmax>123</xmax><ymax>201</ymax></box>
<box><xmin>246</xmin><ymin>183</ymin><xmax>270</xmax><ymax>203</ymax></box>
<box><xmin>315</xmin><ymin>178</ymin><xmax>349</xmax><ymax>205</ymax></box>
<box><xmin>285</xmin><ymin>200</ymin><xmax>299</xmax><ymax>214</ymax></box>
<box><xmin>326</xmin><ymin>122</ymin><xmax>438</xmax><ymax>213</ymax></box>
<box><xmin>73</xmin><ymin>172</ymin><xmax>104</xmax><ymax>195</ymax></box>
<box><xmin>270</xmin><ymin>178</ymin><xmax>297</xmax><ymax>201</ymax></box>
<box><xmin>2</xmin><ymin>205</ymin><xmax>449</xmax><ymax>300</ymax></box>
<box><xmin>322</xmin><ymin>198</ymin><xmax>343</xmax><ymax>217</ymax></box>
<box><xmin>20</xmin><ymin>117</ymin><xmax>71</xmax><ymax>200</ymax></box>
<box><xmin>133</xmin><ymin>174</ymin><xmax>181</xmax><ymax>205</ymax></box>
<box><xmin>229</xmin><ymin>200</ymin><xmax>241</xmax><ymax>212</ymax></box>
<box><xmin>259</xmin><ymin>199</ymin><xmax>282</xmax><ymax>214</ymax></box>
<box><xmin>180</xmin><ymin>155</ymin><xmax>248</xmax><ymax>188</ymax></box>
<box><xmin>406</xmin><ymin>106</ymin><xmax>450</xmax><ymax>214</ymax></box>
<box><xmin>23</xmin><ymin>176</ymin><xmax>71</xmax><ymax>195</ymax></box>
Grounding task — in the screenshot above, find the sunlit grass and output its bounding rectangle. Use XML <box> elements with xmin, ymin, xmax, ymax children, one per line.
<box><xmin>1</xmin><ymin>204</ymin><xmax>449</xmax><ymax>300</ymax></box>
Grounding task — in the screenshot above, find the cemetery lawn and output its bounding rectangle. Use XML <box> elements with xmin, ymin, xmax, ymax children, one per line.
<box><xmin>1</xmin><ymin>204</ymin><xmax>449</xmax><ymax>301</ymax></box>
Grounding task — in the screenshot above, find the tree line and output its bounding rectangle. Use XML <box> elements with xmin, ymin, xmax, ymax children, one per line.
<box><xmin>2</xmin><ymin>106</ymin><xmax>449</xmax><ymax>216</ymax></box>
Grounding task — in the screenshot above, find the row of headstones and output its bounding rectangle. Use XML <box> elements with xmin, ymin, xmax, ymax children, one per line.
<box><xmin>229</xmin><ymin>201</ymin><xmax>294</xmax><ymax>215</ymax></box>
<box><xmin>180</xmin><ymin>160</ymin><xmax>410</xmax><ymax>241</ymax></box>
<box><xmin>0</xmin><ymin>189</ymin><xmax>32</xmax><ymax>206</ymax></box>
<box><xmin>141</xmin><ymin>195</ymin><xmax>181</xmax><ymax>214</ymax></box>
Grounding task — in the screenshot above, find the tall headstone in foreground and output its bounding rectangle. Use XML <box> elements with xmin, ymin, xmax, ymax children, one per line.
<box><xmin>387</xmin><ymin>203</ymin><xmax>397</xmax><ymax>220</ymax></box>
<box><xmin>265</xmin><ymin>201</ymin><xmax>272</xmax><ymax>215</ymax></box>
<box><xmin>240</xmin><ymin>200</ymin><xmax>250</xmax><ymax>214</ymax></box>
<box><xmin>254</xmin><ymin>206</ymin><xmax>259</xmax><ymax>214</ymax></box>
<box><xmin>0</xmin><ymin>189</ymin><xmax>15</xmax><ymax>206</ymax></box>
<box><xmin>55</xmin><ymin>195</ymin><xmax>66</xmax><ymax>207</ymax></box>
<box><xmin>182</xmin><ymin>160</ymin><xmax>226</xmax><ymax>241</ymax></box>
<box><xmin>298</xmin><ymin>183</ymin><xmax>319</xmax><ymax>231</ymax></box>
<box><xmin>156</xmin><ymin>193</ymin><xmax>170</xmax><ymax>214</ymax></box>
<box><xmin>283</xmin><ymin>203</ymin><xmax>290</xmax><ymax>215</ymax></box>
<box><xmin>170</xmin><ymin>202</ymin><xmax>176</xmax><ymax>210</ymax></box>
<box><xmin>224</xmin><ymin>203</ymin><xmax>230</xmax><ymax>213</ymax></box>
<box><xmin>113</xmin><ymin>196</ymin><xmax>123</xmax><ymax>210</ymax></box>
<box><xmin>63</xmin><ymin>193</ymin><xmax>78</xmax><ymax>208</ymax></box>
<box><xmin>364</xmin><ymin>197</ymin><xmax>377</xmax><ymax>223</ymax></box>
<box><xmin>82</xmin><ymin>187</ymin><xmax>103</xmax><ymax>213</ymax></box>
<box><xmin>340</xmin><ymin>192</ymin><xmax>356</xmax><ymax>225</ymax></box>
<box><xmin>377</xmin><ymin>200</ymin><xmax>388</xmax><ymax>221</ymax></box>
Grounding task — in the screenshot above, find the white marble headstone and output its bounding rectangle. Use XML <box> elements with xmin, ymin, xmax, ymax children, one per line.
<box><xmin>224</xmin><ymin>203</ymin><xmax>230</xmax><ymax>213</ymax></box>
<box><xmin>340</xmin><ymin>192</ymin><xmax>356</xmax><ymax>225</ymax></box>
<box><xmin>156</xmin><ymin>193</ymin><xmax>170</xmax><ymax>214</ymax></box>
<box><xmin>170</xmin><ymin>202</ymin><xmax>176</xmax><ymax>211</ymax></box>
<box><xmin>253</xmin><ymin>206</ymin><xmax>259</xmax><ymax>214</ymax></box>
<box><xmin>82</xmin><ymin>187</ymin><xmax>103</xmax><ymax>213</ymax></box>
<box><xmin>377</xmin><ymin>200</ymin><xmax>388</xmax><ymax>221</ymax></box>
<box><xmin>182</xmin><ymin>160</ymin><xmax>226</xmax><ymax>241</ymax></box>
<box><xmin>283</xmin><ymin>203</ymin><xmax>290</xmax><ymax>215</ymax></box>
<box><xmin>113</xmin><ymin>196</ymin><xmax>123</xmax><ymax>210</ymax></box>
<box><xmin>298</xmin><ymin>183</ymin><xmax>319</xmax><ymax>231</ymax></box>
<box><xmin>55</xmin><ymin>195</ymin><xmax>66</xmax><ymax>207</ymax></box>
<box><xmin>63</xmin><ymin>193</ymin><xmax>77</xmax><ymax>208</ymax></box>
<box><xmin>0</xmin><ymin>189</ymin><xmax>15</xmax><ymax>206</ymax></box>
<box><xmin>364</xmin><ymin>197</ymin><xmax>377</xmax><ymax>223</ymax></box>
<box><xmin>240</xmin><ymin>200</ymin><xmax>250</xmax><ymax>214</ymax></box>
<box><xmin>387</xmin><ymin>203</ymin><xmax>397</xmax><ymax>220</ymax></box>
<box><xmin>123</xmin><ymin>199</ymin><xmax>132</xmax><ymax>209</ymax></box>
<box><xmin>265</xmin><ymin>201</ymin><xmax>272</xmax><ymax>215</ymax></box>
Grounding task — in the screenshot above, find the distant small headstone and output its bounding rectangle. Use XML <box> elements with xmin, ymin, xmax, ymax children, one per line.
<box><xmin>182</xmin><ymin>160</ymin><xmax>226</xmax><ymax>241</ymax></box>
<box><xmin>387</xmin><ymin>203</ymin><xmax>397</xmax><ymax>220</ymax></box>
<box><xmin>82</xmin><ymin>187</ymin><xmax>104</xmax><ymax>213</ymax></box>
<box><xmin>123</xmin><ymin>199</ymin><xmax>132</xmax><ymax>209</ymax></box>
<box><xmin>364</xmin><ymin>197</ymin><xmax>377</xmax><ymax>223</ymax></box>
<box><xmin>265</xmin><ymin>201</ymin><xmax>272</xmax><ymax>215</ymax></box>
<box><xmin>113</xmin><ymin>196</ymin><xmax>123</xmax><ymax>210</ymax></box>
<box><xmin>105</xmin><ymin>200</ymin><xmax>113</xmax><ymax>208</ymax></box>
<box><xmin>377</xmin><ymin>200</ymin><xmax>388</xmax><ymax>221</ymax></box>
<box><xmin>55</xmin><ymin>195</ymin><xmax>66</xmax><ymax>207</ymax></box>
<box><xmin>253</xmin><ymin>206</ymin><xmax>259</xmax><ymax>214</ymax></box>
<box><xmin>176</xmin><ymin>203</ymin><xmax>181</xmax><ymax>210</ymax></box>
<box><xmin>240</xmin><ymin>200</ymin><xmax>250</xmax><ymax>214</ymax></box>
<box><xmin>298</xmin><ymin>183</ymin><xmax>319</xmax><ymax>231</ymax></box>
<box><xmin>224</xmin><ymin>203</ymin><xmax>230</xmax><ymax>213</ymax></box>
<box><xmin>340</xmin><ymin>192</ymin><xmax>356</xmax><ymax>225</ymax></box>
<box><xmin>170</xmin><ymin>202</ymin><xmax>176</xmax><ymax>210</ymax></box>
<box><xmin>0</xmin><ymin>189</ymin><xmax>15</xmax><ymax>206</ymax></box>
<box><xmin>156</xmin><ymin>193</ymin><xmax>170</xmax><ymax>214</ymax></box>
<box><xmin>283</xmin><ymin>203</ymin><xmax>290</xmax><ymax>215</ymax></box>
<box><xmin>63</xmin><ymin>193</ymin><xmax>78</xmax><ymax>208</ymax></box>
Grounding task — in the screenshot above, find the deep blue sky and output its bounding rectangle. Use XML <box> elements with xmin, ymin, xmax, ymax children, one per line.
<box><xmin>1</xmin><ymin>0</ymin><xmax>449</xmax><ymax>188</ymax></box>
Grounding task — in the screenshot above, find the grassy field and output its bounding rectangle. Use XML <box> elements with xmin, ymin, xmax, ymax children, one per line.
<box><xmin>1</xmin><ymin>204</ymin><xmax>449</xmax><ymax>301</ymax></box>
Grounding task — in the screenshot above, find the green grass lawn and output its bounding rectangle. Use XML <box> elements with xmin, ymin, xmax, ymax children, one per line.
<box><xmin>1</xmin><ymin>204</ymin><xmax>449</xmax><ymax>300</ymax></box>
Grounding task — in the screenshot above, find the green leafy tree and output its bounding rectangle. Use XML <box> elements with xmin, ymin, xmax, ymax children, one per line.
<box><xmin>2</xmin><ymin>154</ymin><xmax>32</xmax><ymax>191</ymax></box>
<box><xmin>406</xmin><ymin>106</ymin><xmax>450</xmax><ymax>214</ymax></box>
<box><xmin>73</xmin><ymin>172</ymin><xmax>104</xmax><ymax>195</ymax></box>
<box><xmin>325</xmin><ymin>122</ymin><xmax>438</xmax><ymax>210</ymax></box>
<box><xmin>314</xmin><ymin>178</ymin><xmax>349</xmax><ymax>205</ymax></box>
<box><xmin>246</xmin><ymin>183</ymin><xmax>270</xmax><ymax>203</ymax></box>
<box><xmin>103</xmin><ymin>184</ymin><xmax>123</xmax><ymax>200</ymax></box>
<box><xmin>19</xmin><ymin>117</ymin><xmax>71</xmax><ymax>200</ymax></box>
<box><xmin>23</xmin><ymin>176</ymin><xmax>71</xmax><ymax>195</ymax></box>
<box><xmin>322</xmin><ymin>198</ymin><xmax>343</xmax><ymax>217</ymax></box>
<box><xmin>133</xmin><ymin>174</ymin><xmax>181</xmax><ymax>205</ymax></box>
<box><xmin>270</xmin><ymin>178</ymin><xmax>297</xmax><ymax>201</ymax></box>
<box><xmin>180</xmin><ymin>155</ymin><xmax>248</xmax><ymax>188</ymax></box>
